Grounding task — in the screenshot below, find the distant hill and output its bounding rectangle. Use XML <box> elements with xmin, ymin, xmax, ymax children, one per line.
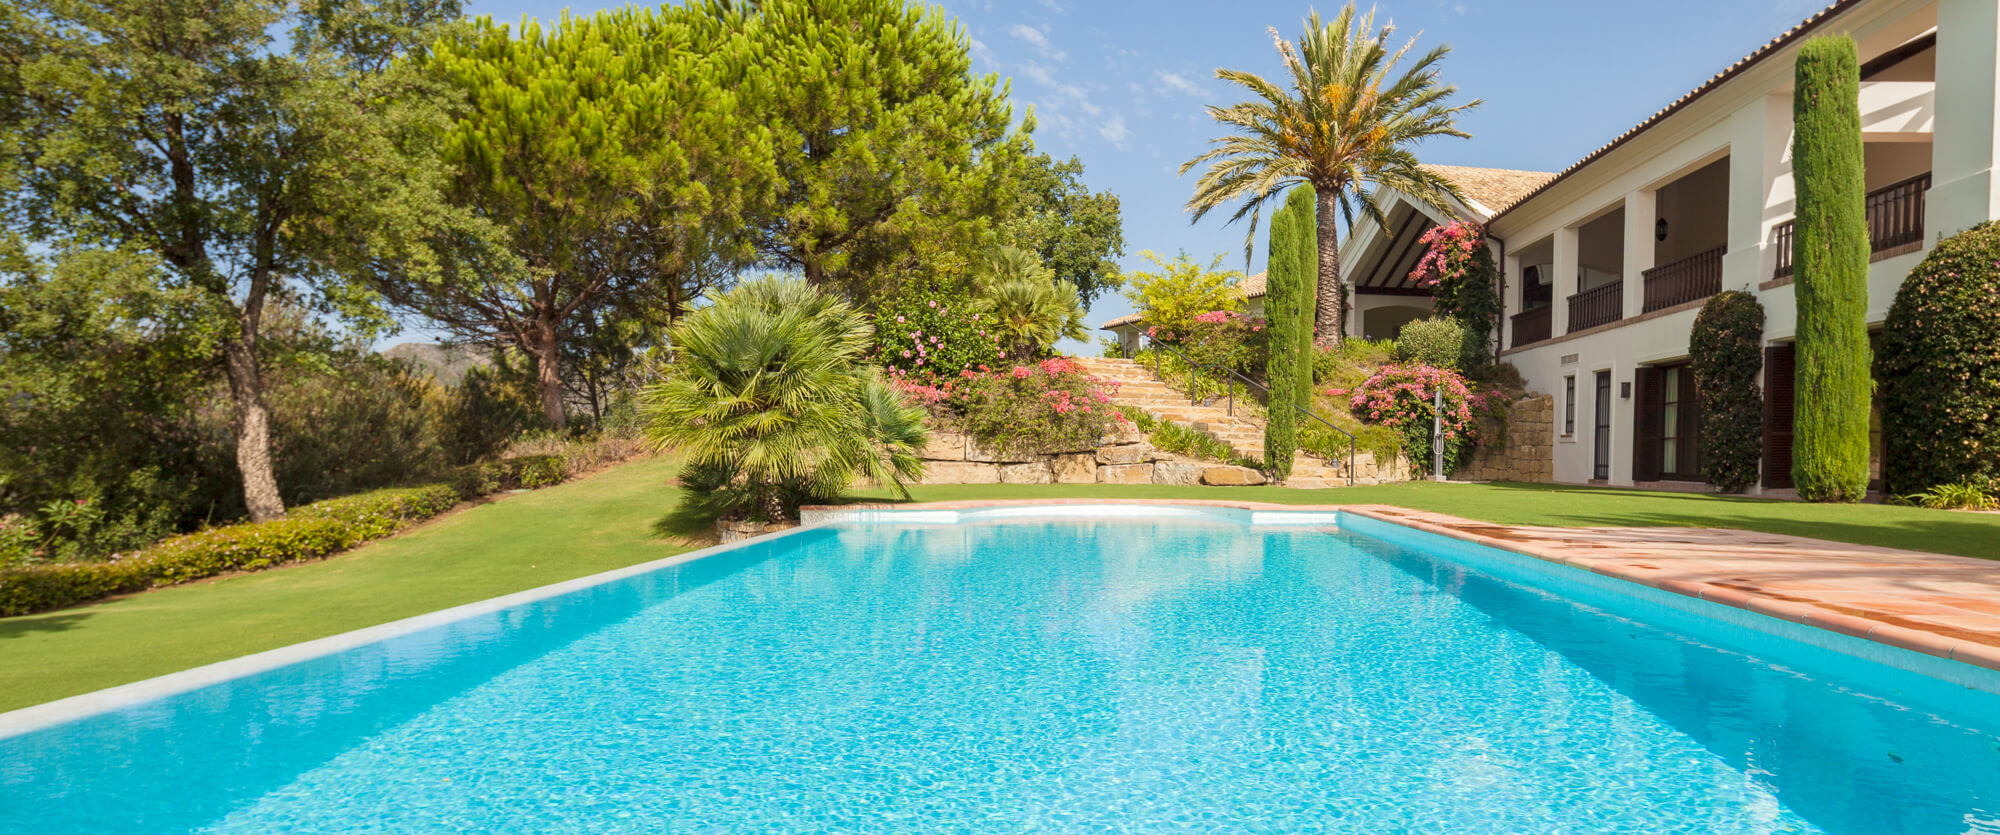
<box><xmin>381</xmin><ymin>342</ymin><xmax>493</xmax><ymax>387</ymax></box>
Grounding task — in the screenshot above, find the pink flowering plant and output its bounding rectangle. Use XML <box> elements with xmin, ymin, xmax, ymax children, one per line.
<box><xmin>1407</xmin><ymin>221</ymin><xmax>1502</xmax><ymax>369</ymax></box>
<box><xmin>1343</xmin><ymin>364</ymin><xmax>1481</xmax><ymax>476</ymax></box>
<box><xmin>873</xmin><ymin>274</ymin><xmax>1004</xmax><ymax>377</ymax></box>
<box><xmin>893</xmin><ymin>357</ymin><xmax>1129</xmax><ymax>459</ymax></box>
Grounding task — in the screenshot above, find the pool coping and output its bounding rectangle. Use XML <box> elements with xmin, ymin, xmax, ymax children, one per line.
<box><xmin>809</xmin><ymin>499</ymin><xmax>2000</xmax><ymax>676</ymax></box>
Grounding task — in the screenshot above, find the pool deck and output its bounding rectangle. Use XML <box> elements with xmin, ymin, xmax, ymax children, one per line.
<box><xmin>820</xmin><ymin>499</ymin><xmax>2000</xmax><ymax>674</ymax></box>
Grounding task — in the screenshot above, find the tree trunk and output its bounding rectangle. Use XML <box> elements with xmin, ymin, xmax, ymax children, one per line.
<box><xmin>1313</xmin><ymin>186</ymin><xmax>1346</xmax><ymax>342</ymax></box>
<box><xmin>532</xmin><ymin>314</ymin><xmax>567</xmax><ymax>429</ymax></box>
<box><xmin>222</xmin><ymin>323</ymin><xmax>285</xmax><ymax>522</ymax></box>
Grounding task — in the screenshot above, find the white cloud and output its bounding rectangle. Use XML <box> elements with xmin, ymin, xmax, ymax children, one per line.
<box><xmin>968</xmin><ymin>37</ymin><xmax>995</xmax><ymax>67</ymax></box>
<box><xmin>1038</xmin><ymin>0</ymin><xmax>1065</xmax><ymax>11</ymax></box>
<box><xmin>1154</xmin><ymin>71</ymin><xmax>1204</xmax><ymax>98</ymax></box>
<box><xmin>1098</xmin><ymin>114</ymin><xmax>1129</xmax><ymax>146</ymax></box>
<box><xmin>1008</xmin><ymin>24</ymin><xmax>1066</xmax><ymax>62</ymax></box>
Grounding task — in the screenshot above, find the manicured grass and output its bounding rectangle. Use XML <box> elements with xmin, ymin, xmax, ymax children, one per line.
<box><xmin>0</xmin><ymin>456</ymin><xmax>700</xmax><ymax>714</ymax></box>
<box><xmin>5</xmin><ymin>456</ymin><xmax>1997</xmax><ymax>713</ymax></box>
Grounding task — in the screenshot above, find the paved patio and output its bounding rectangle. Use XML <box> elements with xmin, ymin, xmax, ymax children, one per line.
<box><xmin>820</xmin><ymin>499</ymin><xmax>2000</xmax><ymax>674</ymax></box>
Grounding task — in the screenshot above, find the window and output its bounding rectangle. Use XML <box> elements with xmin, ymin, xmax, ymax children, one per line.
<box><xmin>1563</xmin><ymin>375</ymin><xmax>1576</xmax><ymax>435</ymax></box>
<box><xmin>1662</xmin><ymin>367</ymin><xmax>1682</xmax><ymax>469</ymax></box>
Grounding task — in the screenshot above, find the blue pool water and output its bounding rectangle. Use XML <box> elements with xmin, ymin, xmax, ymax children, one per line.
<box><xmin>4</xmin><ymin>511</ymin><xmax>1999</xmax><ymax>832</ymax></box>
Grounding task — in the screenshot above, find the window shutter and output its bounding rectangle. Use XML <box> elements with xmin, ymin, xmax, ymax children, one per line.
<box><xmin>1763</xmin><ymin>344</ymin><xmax>1796</xmax><ymax>489</ymax></box>
<box><xmin>1678</xmin><ymin>369</ymin><xmax>1703</xmax><ymax>479</ymax></box>
<box><xmin>1634</xmin><ymin>367</ymin><xmax>1664</xmax><ymax>482</ymax></box>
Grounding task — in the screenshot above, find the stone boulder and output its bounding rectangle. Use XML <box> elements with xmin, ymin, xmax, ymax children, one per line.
<box><xmin>1097</xmin><ymin>463</ymin><xmax>1154</xmax><ymax>484</ymax></box>
<box><xmin>1200</xmin><ymin>465</ymin><xmax>1268</xmax><ymax>486</ymax></box>
<box><xmin>1151</xmin><ymin>459</ymin><xmax>1201</xmax><ymax>486</ymax></box>
<box><xmin>1000</xmin><ymin>462</ymin><xmax>1055</xmax><ymax>484</ymax></box>
<box><xmin>1051</xmin><ymin>453</ymin><xmax>1097</xmax><ymax>484</ymax></box>
<box><xmin>921</xmin><ymin>461</ymin><xmax>1001</xmax><ymax>484</ymax></box>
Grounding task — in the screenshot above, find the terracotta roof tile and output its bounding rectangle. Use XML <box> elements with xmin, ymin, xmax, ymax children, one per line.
<box><xmin>1420</xmin><ymin>165</ymin><xmax>1559</xmax><ymax>216</ymax></box>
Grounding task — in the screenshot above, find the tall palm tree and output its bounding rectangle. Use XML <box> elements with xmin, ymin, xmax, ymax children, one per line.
<box><xmin>1182</xmin><ymin>4</ymin><xmax>1479</xmax><ymax>341</ymax></box>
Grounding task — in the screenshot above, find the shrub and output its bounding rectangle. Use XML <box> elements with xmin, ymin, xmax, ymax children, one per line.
<box><xmin>0</xmin><ymin>484</ymin><xmax>464</xmax><ymax>617</ymax></box>
<box><xmin>1122</xmin><ymin>250</ymin><xmax>1243</xmax><ymax>337</ymax></box>
<box><xmin>1791</xmin><ymin>35</ymin><xmax>1872</xmax><ymax>502</ymax></box>
<box><xmin>1892</xmin><ymin>482</ymin><xmax>1999</xmax><ymax>511</ymax></box>
<box><xmin>1180</xmin><ymin>310</ymin><xmax>1270</xmax><ymax>375</ymax></box>
<box><xmin>904</xmin><ymin>357</ymin><xmax>1125</xmax><ymax>460</ymax></box>
<box><xmin>448</xmin><ymin>454</ymin><xmax>570</xmax><ymax>497</ymax></box>
<box><xmin>1689</xmin><ymin>291</ymin><xmax>1766</xmax><ymax>493</ymax></box>
<box><xmin>1345</xmin><ymin>364</ymin><xmax>1480</xmax><ymax>477</ymax></box>
<box><xmin>1120</xmin><ymin>408</ymin><xmax>1261</xmax><ymax>469</ymax></box>
<box><xmin>874</xmin><ymin>273</ymin><xmax>1005</xmax><ymax>377</ymax></box>
<box><xmin>972</xmin><ymin>247</ymin><xmax>1087</xmax><ymax>359</ymax></box>
<box><xmin>1410</xmin><ymin>220</ymin><xmax>1501</xmax><ymax>369</ymax></box>
<box><xmin>647</xmin><ymin>278</ymin><xmax>928</xmax><ymax>520</ymax></box>
<box><xmin>1396</xmin><ymin>318</ymin><xmax>1466</xmax><ymax>370</ymax></box>
<box><xmin>438</xmin><ymin>361</ymin><xmax>542</xmax><ymax>466</ymax></box>
<box><xmin>1877</xmin><ymin>221</ymin><xmax>2000</xmax><ymax>495</ymax></box>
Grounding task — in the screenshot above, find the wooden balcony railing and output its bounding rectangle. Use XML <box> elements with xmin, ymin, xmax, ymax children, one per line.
<box><xmin>1511</xmin><ymin>305</ymin><xmax>1551</xmax><ymax>348</ymax></box>
<box><xmin>1772</xmin><ymin>172</ymin><xmax>1930</xmax><ymax>279</ymax></box>
<box><xmin>1641</xmin><ymin>246</ymin><xmax>1726</xmax><ymax>313</ymax></box>
<box><xmin>1568</xmin><ymin>281</ymin><xmax>1623</xmax><ymax>333</ymax></box>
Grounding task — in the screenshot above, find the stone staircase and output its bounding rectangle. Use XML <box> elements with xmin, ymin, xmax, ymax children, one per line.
<box><xmin>1074</xmin><ymin>356</ymin><xmax>1352</xmax><ymax>489</ymax></box>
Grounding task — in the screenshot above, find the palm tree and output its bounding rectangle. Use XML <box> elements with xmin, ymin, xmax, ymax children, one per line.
<box><xmin>974</xmin><ymin>246</ymin><xmax>1088</xmax><ymax>359</ymax></box>
<box><xmin>1181</xmin><ymin>4</ymin><xmax>1478</xmax><ymax>341</ymax></box>
<box><xmin>641</xmin><ymin>276</ymin><xmax>928</xmax><ymax>519</ymax></box>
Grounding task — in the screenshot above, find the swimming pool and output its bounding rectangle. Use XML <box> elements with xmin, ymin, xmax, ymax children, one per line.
<box><xmin>2</xmin><ymin>506</ymin><xmax>1996</xmax><ymax>832</ymax></box>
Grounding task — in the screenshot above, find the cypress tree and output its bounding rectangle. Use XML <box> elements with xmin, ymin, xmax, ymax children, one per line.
<box><xmin>1264</xmin><ymin>186</ymin><xmax>1317</xmax><ymax>477</ymax></box>
<box><xmin>1790</xmin><ymin>35</ymin><xmax>1872</xmax><ymax>502</ymax></box>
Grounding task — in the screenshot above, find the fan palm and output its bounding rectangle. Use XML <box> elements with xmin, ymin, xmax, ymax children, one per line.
<box><xmin>641</xmin><ymin>276</ymin><xmax>928</xmax><ymax>519</ymax></box>
<box><xmin>973</xmin><ymin>246</ymin><xmax>1088</xmax><ymax>359</ymax></box>
<box><xmin>1181</xmin><ymin>4</ymin><xmax>1479</xmax><ymax>341</ymax></box>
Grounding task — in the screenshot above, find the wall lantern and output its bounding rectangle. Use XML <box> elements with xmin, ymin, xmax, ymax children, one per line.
<box><xmin>1620</xmin><ymin>381</ymin><xmax>1633</xmax><ymax>400</ymax></box>
<box><xmin>1655</xmin><ymin>217</ymin><xmax>1669</xmax><ymax>242</ymax></box>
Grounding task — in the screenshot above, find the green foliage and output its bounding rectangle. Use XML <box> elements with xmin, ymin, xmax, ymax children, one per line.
<box><xmin>436</xmin><ymin>361</ymin><xmax>542</xmax><ymax>466</ymax></box>
<box><xmin>874</xmin><ymin>273</ymin><xmax>1004</xmax><ymax>376</ymax></box>
<box><xmin>0</xmin><ymin>484</ymin><xmax>462</xmax><ymax>616</ymax></box>
<box><xmin>1181</xmin><ymin>311</ymin><xmax>1270</xmax><ymax>376</ymax></box>
<box><xmin>998</xmin><ymin>153</ymin><xmax>1126</xmax><ymax>306</ymax></box>
<box><xmin>1313</xmin><ymin>338</ymin><xmax>1399</xmax><ymax>386</ymax></box>
<box><xmin>1396</xmin><ymin>318</ymin><xmax>1467</xmax><ymax>370</ymax></box>
<box><xmin>908</xmin><ymin>358</ymin><xmax>1122</xmax><ymax>460</ymax></box>
<box><xmin>972</xmin><ymin>247</ymin><xmax>1087</xmax><ymax>359</ymax></box>
<box><xmin>1121</xmin><ymin>409</ymin><xmax>1262</xmax><ymax>470</ymax></box>
<box><xmin>1180</xmin><ymin>4</ymin><xmax>1477</xmax><ymax>336</ymax></box>
<box><xmin>750</xmin><ymin>0</ymin><xmax>1030</xmax><ymax>300</ymax></box>
<box><xmin>1121</xmin><ymin>251</ymin><xmax>1244</xmax><ymax>338</ymax></box>
<box><xmin>409</xmin><ymin>6</ymin><xmax>772</xmax><ymax>428</ymax></box>
<box><xmin>1413</xmin><ymin>222</ymin><xmax>1502</xmax><ymax>369</ymax></box>
<box><xmin>642</xmin><ymin>278</ymin><xmax>928</xmax><ymax>520</ymax></box>
<box><xmin>1892</xmin><ymin>482</ymin><xmax>1999</xmax><ymax>511</ymax></box>
<box><xmin>1790</xmin><ymin>35</ymin><xmax>1873</xmax><ymax>502</ymax></box>
<box><xmin>1346</xmin><ymin>364</ymin><xmax>1479</xmax><ymax>477</ymax></box>
<box><xmin>1877</xmin><ymin>221</ymin><xmax>2000</xmax><ymax>495</ymax></box>
<box><xmin>1264</xmin><ymin>187</ymin><xmax>1317</xmax><ymax>475</ymax></box>
<box><xmin>1690</xmin><ymin>291</ymin><xmax>1766</xmax><ymax>493</ymax></box>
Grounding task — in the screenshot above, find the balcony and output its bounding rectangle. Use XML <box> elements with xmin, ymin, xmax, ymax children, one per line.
<box><xmin>1773</xmin><ymin>172</ymin><xmax>1930</xmax><ymax>279</ymax></box>
<box><xmin>1641</xmin><ymin>246</ymin><xmax>1726</xmax><ymax>313</ymax></box>
<box><xmin>1511</xmin><ymin>305</ymin><xmax>1551</xmax><ymax>348</ymax></box>
<box><xmin>1568</xmin><ymin>281</ymin><xmax>1623</xmax><ymax>333</ymax></box>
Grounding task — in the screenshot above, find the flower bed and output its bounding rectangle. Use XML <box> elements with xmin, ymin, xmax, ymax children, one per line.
<box><xmin>1337</xmin><ymin>364</ymin><xmax>1490</xmax><ymax>477</ymax></box>
<box><xmin>894</xmin><ymin>357</ymin><xmax>1128</xmax><ymax>460</ymax></box>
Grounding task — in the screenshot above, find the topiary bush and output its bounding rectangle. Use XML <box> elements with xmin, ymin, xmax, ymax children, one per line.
<box><xmin>1877</xmin><ymin>220</ymin><xmax>2000</xmax><ymax>495</ymax></box>
<box><xmin>1689</xmin><ymin>291</ymin><xmax>1766</xmax><ymax>493</ymax></box>
<box><xmin>1396</xmin><ymin>318</ymin><xmax>1466</xmax><ymax>370</ymax></box>
<box><xmin>1790</xmin><ymin>34</ymin><xmax>1873</xmax><ymax>502</ymax></box>
<box><xmin>1264</xmin><ymin>185</ymin><xmax>1316</xmax><ymax>477</ymax></box>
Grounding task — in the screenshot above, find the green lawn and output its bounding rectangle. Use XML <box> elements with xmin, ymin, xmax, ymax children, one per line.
<box><xmin>4</xmin><ymin>455</ymin><xmax>1996</xmax><ymax>713</ymax></box>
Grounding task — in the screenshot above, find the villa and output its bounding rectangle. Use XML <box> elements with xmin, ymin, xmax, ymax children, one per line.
<box><xmin>1112</xmin><ymin>0</ymin><xmax>1985</xmax><ymax>497</ymax></box>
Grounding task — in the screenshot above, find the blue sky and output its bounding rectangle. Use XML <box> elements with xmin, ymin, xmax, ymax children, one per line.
<box><xmin>463</xmin><ymin>0</ymin><xmax>1834</xmax><ymax>342</ymax></box>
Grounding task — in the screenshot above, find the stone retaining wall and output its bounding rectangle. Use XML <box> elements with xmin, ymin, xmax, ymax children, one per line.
<box><xmin>1462</xmin><ymin>394</ymin><xmax>1555</xmax><ymax>483</ymax></box>
<box><xmin>917</xmin><ymin>429</ymin><xmax>1268</xmax><ymax>487</ymax></box>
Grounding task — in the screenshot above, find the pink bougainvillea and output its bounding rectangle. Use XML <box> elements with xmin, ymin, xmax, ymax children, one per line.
<box><xmin>1409</xmin><ymin>221</ymin><xmax>1485</xmax><ymax>291</ymax></box>
<box><xmin>893</xmin><ymin>358</ymin><xmax>1129</xmax><ymax>459</ymax></box>
<box><xmin>1345</xmin><ymin>364</ymin><xmax>1481</xmax><ymax>476</ymax></box>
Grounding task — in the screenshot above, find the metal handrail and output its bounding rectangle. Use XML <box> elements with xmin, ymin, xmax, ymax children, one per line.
<box><xmin>1131</xmin><ymin>336</ymin><xmax>1355</xmax><ymax>486</ymax></box>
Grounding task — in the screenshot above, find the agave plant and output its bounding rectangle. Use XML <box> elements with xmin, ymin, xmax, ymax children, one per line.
<box><xmin>973</xmin><ymin>246</ymin><xmax>1087</xmax><ymax>359</ymax></box>
<box><xmin>641</xmin><ymin>277</ymin><xmax>928</xmax><ymax>519</ymax></box>
<box><xmin>1181</xmin><ymin>3</ymin><xmax>1478</xmax><ymax>339</ymax></box>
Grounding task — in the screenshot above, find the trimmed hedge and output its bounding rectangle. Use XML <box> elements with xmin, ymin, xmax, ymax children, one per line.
<box><xmin>1790</xmin><ymin>35</ymin><xmax>1873</xmax><ymax>502</ymax></box>
<box><xmin>1690</xmin><ymin>291</ymin><xmax>1766</xmax><ymax>493</ymax></box>
<box><xmin>0</xmin><ymin>463</ymin><xmax>545</xmax><ymax>617</ymax></box>
<box><xmin>1877</xmin><ymin>221</ymin><xmax>2000</xmax><ymax>495</ymax></box>
<box><xmin>1397</xmin><ymin>317</ymin><xmax>1466</xmax><ymax>370</ymax></box>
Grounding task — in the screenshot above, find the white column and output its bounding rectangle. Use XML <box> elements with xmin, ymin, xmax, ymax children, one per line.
<box><xmin>1622</xmin><ymin>190</ymin><xmax>1656</xmax><ymax>318</ymax></box>
<box><xmin>1725</xmin><ymin>95</ymin><xmax>1792</xmax><ymax>293</ymax></box>
<box><xmin>1552</xmin><ymin>225</ymin><xmax>1579</xmax><ymax>335</ymax></box>
<box><xmin>1928</xmin><ymin>0</ymin><xmax>2000</xmax><ymax>238</ymax></box>
<box><xmin>1501</xmin><ymin>252</ymin><xmax>1522</xmax><ymax>348</ymax></box>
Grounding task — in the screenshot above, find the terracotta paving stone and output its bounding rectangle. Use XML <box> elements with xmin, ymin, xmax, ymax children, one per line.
<box><xmin>809</xmin><ymin>499</ymin><xmax>2000</xmax><ymax>676</ymax></box>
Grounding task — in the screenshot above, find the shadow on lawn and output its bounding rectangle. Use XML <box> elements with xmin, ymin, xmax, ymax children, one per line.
<box><xmin>0</xmin><ymin>612</ymin><xmax>93</xmax><ymax>638</ymax></box>
<box><xmin>1468</xmin><ymin>481</ymin><xmax>2000</xmax><ymax>560</ymax></box>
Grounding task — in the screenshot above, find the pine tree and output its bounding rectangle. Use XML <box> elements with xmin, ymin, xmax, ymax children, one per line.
<box><xmin>1264</xmin><ymin>186</ymin><xmax>1317</xmax><ymax>476</ymax></box>
<box><xmin>1790</xmin><ymin>35</ymin><xmax>1872</xmax><ymax>502</ymax></box>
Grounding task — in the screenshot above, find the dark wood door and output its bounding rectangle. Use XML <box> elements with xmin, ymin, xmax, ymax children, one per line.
<box><xmin>1763</xmin><ymin>344</ymin><xmax>1795</xmax><ymax>490</ymax></box>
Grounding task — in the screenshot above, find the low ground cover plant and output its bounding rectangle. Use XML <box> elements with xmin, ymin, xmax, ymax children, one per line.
<box><xmin>1892</xmin><ymin>482</ymin><xmax>1999</xmax><ymax>511</ymax></box>
<box><xmin>1120</xmin><ymin>408</ymin><xmax>1261</xmax><ymax>469</ymax></box>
